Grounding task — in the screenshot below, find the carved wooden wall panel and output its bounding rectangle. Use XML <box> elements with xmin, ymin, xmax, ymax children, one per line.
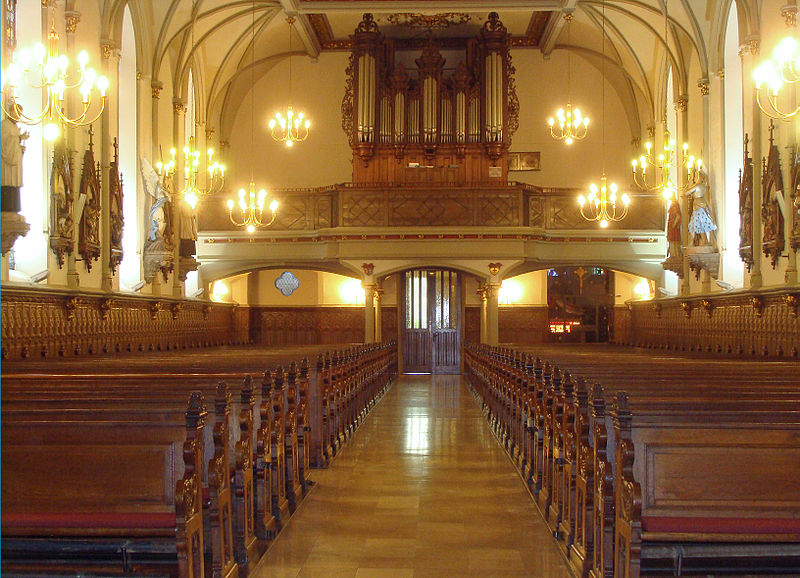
<box><xmin>739</xmin><ymin>134</ymin><xmax>754</xmax><ymax>269</ymax></box>
<box><xmin>761</xmin><ymin>126</ymin><xmax>785</xmax><ymax>269</ymax></box>
<box><xmin>251</xmin><ymin>307</ymin><xmax>364</xmax><ymax>347</ymax></box>
<box><xmin>498</xmin><ymin>306</ymin><xmax>548</xmax><ymax>344</ymax></box>
<box><xmin>464</xmin><ymin>306</ymin><xmax>480</xmax><ymax>344</ymax></box>
<box><xmin>611</xmin><ymin>291</ymin><xmax>800</xmax><ymax>357</ymax></box>
<box><xmin>0</xmin><ymin>288</ymin><xmax>248</xmax><ymax>361</ymax></box>
<box><xmin>381</xmin><ymin>306</ymin><xmax>398</xmax><ymax>342</ymax></box>
<box><xmin>198</xmin><ymin>183</ymin><xmax>665</xmax><ymax>232</ymax></box>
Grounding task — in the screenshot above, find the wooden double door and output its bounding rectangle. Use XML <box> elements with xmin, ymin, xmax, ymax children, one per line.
<box><xmin>402</xmin><ymin>269</ymin><xmax>461</xmax><ymax>374</ymax></box>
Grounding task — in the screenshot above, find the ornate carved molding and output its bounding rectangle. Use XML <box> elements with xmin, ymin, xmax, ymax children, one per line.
<box><xmin>697</xmin><ymin>78</ymin><xmax>709</xmax><ymax>96</ymax></box>
<box><xmin>739</xmin><ymin>134</ymin><xmax>754</xmax><ymax>270</ymax></box>
<box><xmin>108</xmin><ymin>138</ymin><xmax>124</xmax><ymax>275</ymax></box>
<box><xmin>78</xmin><ymin>127</ymin><xmax>101</xmax><ymax>271</ymax></box>
<box><xmin>150</xmin><ymin>301</ymin><xmax>163</xmax><ymax>319</ymax></box>
<box><xmin>700</xmin><ymin>298</ymin><xmax>713</xmax><ymax>318</ymax></box>
<box><xmin>65</xmin><ymin>11</ymin><xmax>80</xmax><ymax>34</ymax></box>
<box><xmin>761</xmin><ymin>122</ymin><xmax>785</xmax><ymax>269</ymax></box>
<box><xmin>751</xmin><ymin>295</ymin><xmax>765</xmax><ymax>318</ymax></box>
<box><xmin>785</xmin><ymin>294</ymin><xmax>800</xmax><ymax>318</ymax></box>
<box><xmin>674</xmin><ymin>96</ymin><xmax>688</xmax><ymax>112</ymax></box>
<box><xmin>680</xmin><ymin>300</ymin><xmax>692</xmax><ymax>318</ymax></box>
<box><xmin>1</xmin><ymin>212</ymin><xmax>29</xmax><ymax>256</ymax></box>
<box><xmin>152</xmin><ymin>83</ymin><xmax>163</xmax><ymax>100</ymax></box>
<box><xmin>173</xmin><ymin>98</ymin><xmax>186</xmax><ymax>114</ymax></box>
<box><xmin>99</xmin><ymin>297</ymin><xmax>112</xmax><ymax>321</ymax></box>
<box><xmin>49</xmin><ymin>138</ymin><xmax>74</xmax><ymax>268</ymax></box>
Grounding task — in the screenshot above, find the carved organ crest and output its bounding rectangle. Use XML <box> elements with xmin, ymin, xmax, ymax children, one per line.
<box><xmin>342</xmin><ymin>12</ymin><xmax>518</xmax><ymax>183</ymax></box>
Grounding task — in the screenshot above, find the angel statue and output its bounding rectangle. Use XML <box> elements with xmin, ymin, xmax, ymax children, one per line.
<box><xmin>140</xmin><ymin>157</ymin><xmax>175</xmax><ymax>283</ymax></box>
<box><xmin>687</xmin><ymin>174</ymin><xmax>717</xmax><ymax>246</ymax></box>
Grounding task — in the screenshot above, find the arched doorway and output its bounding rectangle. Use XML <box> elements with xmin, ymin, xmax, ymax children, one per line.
<box><xmin>401</xmin><ymin>269</ymin><xmax>461</xmax><ymax>374</ymax></box>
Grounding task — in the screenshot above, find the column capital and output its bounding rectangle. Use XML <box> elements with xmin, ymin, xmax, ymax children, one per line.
<box><xmin>374</xmin><ymin>287</ymin><xmax>384</xmax><ymax>302</ymax></box>
<box><xmin>173</xmin><ymin>98</ymin><xmax>186</xmax><ymax>114</ymax></box>
<box><xmin>65</xmin><ymin>11</ymin><xmax>80</xmax><ymax>34</ymax></box>
<box><xmin>152</xmin><ymin>81</ymin><xmax>164</xmax><ymax>100</ymax></box>
<box><xmin>101</xmin><ymin>41</ymin><xmax>119</xmax><ymax>61</ymax></box>
<box><xmin>362</xmin><ymin>282</ymin><xmax>378</xmax><ymax>295</ymax></box>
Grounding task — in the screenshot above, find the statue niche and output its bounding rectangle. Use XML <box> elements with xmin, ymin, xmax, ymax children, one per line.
<box><xmin>342</xmin><ymin>12</ymin><xmax>518</xmax><ymax>184</ymax></box>
<box><xmin>49</xmin><ymin>136</ymin><xmax>75</xmax><ymax>268</ymax></box>
<box><xmin>109</xmin><ymin>138</ymin><xmax>124</xmax><ymax>274</ymax></box>
<box><xmin>761</xmin><ymin>123</ymin><xmax>785</xmax><ymax>270</ymax></box>
<box><xmin>78</xmin><ymin>127</ymin><xmax>101</xmax><ymax>271</ymax></box>
<box><xmin>739</xmin><ymin>134</ymin><xmax>754</xmax><ymax>271</ymax></box>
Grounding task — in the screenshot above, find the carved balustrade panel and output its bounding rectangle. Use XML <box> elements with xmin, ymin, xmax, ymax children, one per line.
<box><xmin>612</xmin><ymin>290</ymin><xmax>800</xmax><ymax>357</ymax></box>
<box><xmin>197</xmin><ymin>183</ymin><xmax>664</xmax><ymax>233</ymax></box>
<box><xmin>251</xmin><ymin>307</ymin><xmax>364</xmax><ymax>347</ymax></box>
<box><xmin>0</xmin><ymin>288</ymin><xmax>246</xmax><ymax>361</ymax></box>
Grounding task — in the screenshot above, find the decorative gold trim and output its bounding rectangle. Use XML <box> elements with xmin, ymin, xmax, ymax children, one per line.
<box><xmin>101</xmin><ymin>42</ymin><xmax>115</xmax><ymax>60</ymax></box>
<box><xmin>150</xmin><ymin>301</ymin><xmax>163</xmax><ymax>319</ymax></box>
<box><xmin>488</xmin><ymin>262</ymin><xmax>502</xmax><ymax>276</ymax></box>
<box><xmin>784</xmin><ymin>294</ymin><xmax>799</xmax><ymax>318</ymax></box>
<box><xmin>64</xmin><ymin>296</ymin><xmax>78</xmax><ymax>321</ymax></box>
<box><xmin>697</xmin><ymin>78</ymin><xmax>709</xmax><ymax>96</ymax></box>
<box><xmin>652</xmin><ymin>302</ymin><xmax>662</xmax><ymax>318</ymax></box>
<box><xmin>99</xmin><ymin>297</ymin><xmax>112</xmax><ymax>321</ymax></box>
<box><xmin>751</xmin><ymin>295</ymin><xmax>765</xmax><ymax>317</ymax></box>
<box><xmin>674</xmin><ymin>96</ymin><xmax>688</xmax><ymax>112</ymax></box>
<box><xmin>680</xmin><ymin>300</ymin><xmax>692</xmax><ymax>318</ymax></box>
<box><xmin>700</xmin><ymin>298</ymin><xmax>713</xmax><ymax>318</ymax></box>
<box><xmin>152</xmin><ymin>83</ymin><xmax>163</xmax><ymax>100</ymax></box>
<box><xmin>65</xmin><ymin>12</ymin><xmax>80</xmax><ymax>34</ymax></box>
<box><xmin>173</xmin><ymin>98</ymin><xmax>186</xmax><ymax>114</ymax></box>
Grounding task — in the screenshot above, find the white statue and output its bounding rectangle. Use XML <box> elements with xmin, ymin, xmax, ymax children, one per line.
<box><xmin>1</xmin><ymin>109</ymin><xmax>25</xmax><ymax>212</ymax></box>
<box><xmin>140</xmin><ymin>157</ymin><xmax>174</xmax><ymax>282</ymax></box>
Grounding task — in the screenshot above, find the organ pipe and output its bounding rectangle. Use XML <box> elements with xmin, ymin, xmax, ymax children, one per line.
<box><xmin>344</xmin><ymin>12</ymin><xmax>515</xmax><ymax>165</ymax></box>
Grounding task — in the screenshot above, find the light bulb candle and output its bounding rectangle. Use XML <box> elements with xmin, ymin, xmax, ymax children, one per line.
<box><xmin>547</xmin><ymin>102</ymin><xmax>589</xmax><ymax>145</ymax></box>
<box><xmin>577</xmin><ymin>173</ymin><xmax>630</xmax><ymax>226</ymax></box>
<box><xmin>227</xmin><ymin>181</ymin><xmax>280</xmax><ymax>232</ymax></box>
<box><xmin>0</xmin><ymin>12</ymin><xmax>108</xmax><ymax>135</ymax></box>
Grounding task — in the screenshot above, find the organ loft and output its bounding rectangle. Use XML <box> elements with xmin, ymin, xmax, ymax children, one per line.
<box><xmin>1</xmin><ymin>1</ymin><xmax>798</xmax><ymax>577</ymax></box>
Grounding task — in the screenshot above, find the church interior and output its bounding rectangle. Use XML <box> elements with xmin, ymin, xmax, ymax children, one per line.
<box><xmin>1</xmin><ymin>0</ymin><xmax>799</xmax><ymax>576</ymax></box>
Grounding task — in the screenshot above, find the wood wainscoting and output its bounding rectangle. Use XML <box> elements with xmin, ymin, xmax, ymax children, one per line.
<box><xmin>613</xmin><ymin>289</ymin><xmax>800</xmax><ymax>357</ymax></box>
<box><xmin>465</xmin><ymin>306</ymin><xmax>550</xmax><ymax>346</ymax></box>
<box><xmin>250</xmin><ymin>306</ymin><xmax>398</xmax><ymax>347</ymax></box>
<box><xmin>0</xmin><ymin>286</ymin><xmax>249</xmax><ymax>360</ymax></box>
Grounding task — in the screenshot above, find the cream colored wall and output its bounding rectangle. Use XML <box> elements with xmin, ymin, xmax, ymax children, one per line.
<box><xmin>615</xmin><ymin>270</ymin><xmax>651</xmax><ymax>305</ymax></box>
<box><xmin>509</xmin><ymin>49</ymin><xmax>634</xmax><ymax>189</ymax></box>
<box><xmin>500</xmin><ymin>271</ymin><xmax>548</xmax><ymax>306</ymax></box>
<box><xmin>226</xmin><ymin>52</ymin><xmax>352</xmax><ymax>190</ymax></box>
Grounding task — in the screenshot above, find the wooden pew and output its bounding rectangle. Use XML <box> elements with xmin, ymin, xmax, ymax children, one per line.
<box><xmin>1</xmin><ymin>392</ymin><xmax>207</xmax><ymax>578</ymax></box>
<box><xmin>610</xmin><ymin>391</ymin><xmax>800</xmax><ymax>578</ymax></box>
<box><xmin>463</xmin><ymin>343</ymin><xmax>800</xmax><ymax>578</ymax></box>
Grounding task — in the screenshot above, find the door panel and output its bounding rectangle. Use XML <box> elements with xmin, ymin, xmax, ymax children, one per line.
<box><xmin>402</xmin><ymin>270</ymin><xmax>461</xmax><ymax>374</ymax></box>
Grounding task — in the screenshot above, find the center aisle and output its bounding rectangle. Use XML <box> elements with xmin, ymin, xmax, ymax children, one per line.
<box><xmin>253</xmin><ymin>374</ymin><xmax>573</xmax><ymax>578</ymax></box>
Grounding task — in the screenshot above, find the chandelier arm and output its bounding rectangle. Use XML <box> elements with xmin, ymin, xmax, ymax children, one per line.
<box><xmin>756</xmin><ymin>89</ymin><xmax>800</xmax><ymax>120</ymax></box>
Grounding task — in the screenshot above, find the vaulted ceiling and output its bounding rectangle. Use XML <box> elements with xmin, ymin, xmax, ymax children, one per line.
<box><xmin>103</xmin><ymin>0</ymin><xmax>745</xmax><ymax>144</ymax></box>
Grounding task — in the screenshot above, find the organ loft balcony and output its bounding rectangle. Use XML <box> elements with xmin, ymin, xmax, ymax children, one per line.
<box><xmin>195</xmin><ymin>181</ymin><xmax>667</xmax><ymax>281</ymax></box>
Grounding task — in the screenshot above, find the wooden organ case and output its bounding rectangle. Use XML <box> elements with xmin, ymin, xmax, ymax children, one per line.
<box><xmin>342</xmin><ymin>13</ymin><xmax>519</xmax><ymax>184</ymax></box>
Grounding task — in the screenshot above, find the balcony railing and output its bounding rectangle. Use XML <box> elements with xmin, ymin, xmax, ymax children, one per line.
<box><xmin>198</xmin><ymin>182</ymin><xmax>665</xmax><ymax>233</ymax></box>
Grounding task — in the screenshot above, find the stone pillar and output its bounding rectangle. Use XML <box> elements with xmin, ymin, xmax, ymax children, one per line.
<box><xmin>486</xmin><ymin>283</ymin><xmax>500</xmax><ymax>346</ymax></box>
<box><xmin>172</xmin><ymin>98</ymin><xmax>186</xmax><ymax>296</ymax></box>
<box><xmin>363</xmin><ymin>283</ymin><xmax>377</xmax><ymax>343</ymax></box>
<box><xmin>478</xmin><ymin>286</ymin><xmax>488</xmax><ymax>343</ymax></box>
<box><xmin>674</xmin><ymin>95</ymin><xmax>692</xmax><ymax>295</ymax></box>
<box><xmin>741</xmin><ymin>37</ymin><xmax>763</xmax><ymax>288</ymax></box>
<box><xmin>374</xmin><ymin>287</ymin><xmax>384</xmax><ymax>342</ymax></box>
<box><xmin>101</xmin><ymin>41</ymin><xmax>121</xmax><ymax>292</ymax></box>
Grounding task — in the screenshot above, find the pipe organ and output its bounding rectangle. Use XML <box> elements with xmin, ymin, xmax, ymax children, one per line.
<box><xmin>342</xmin><ymin>13</ymin><xmax>519</xmax><ymax>184</ymax></box>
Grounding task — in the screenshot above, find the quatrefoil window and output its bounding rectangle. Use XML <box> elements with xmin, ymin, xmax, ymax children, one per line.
<box><xmin>275</xmin><ymin>271</ymin><xmax>300</xmax><ymax>296</ymax></box>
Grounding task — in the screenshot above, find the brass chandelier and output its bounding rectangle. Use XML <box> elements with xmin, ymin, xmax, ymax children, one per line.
<box><xmin>268</xmin><ymin>16</ymin><xmax>311</xmax><ymax>147</ymax></box>
<box><xmin>0</xmin><ymin>1</ymin><xmax>108</xmax><ymax>141</ymax></box>
<box><xmin>228</xmin><ymin>0</ymin><xmax>279</xmax><ymax>232</ymax></box>
<box><xmin>753</xmin><ymin>7</ymin><xmax>800</xmax><ymax>120</ymax></box>
<box><xmin>547</xmin><ymin>13</ymin><xmax>589</xmax><ymax>145</ymax></box>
